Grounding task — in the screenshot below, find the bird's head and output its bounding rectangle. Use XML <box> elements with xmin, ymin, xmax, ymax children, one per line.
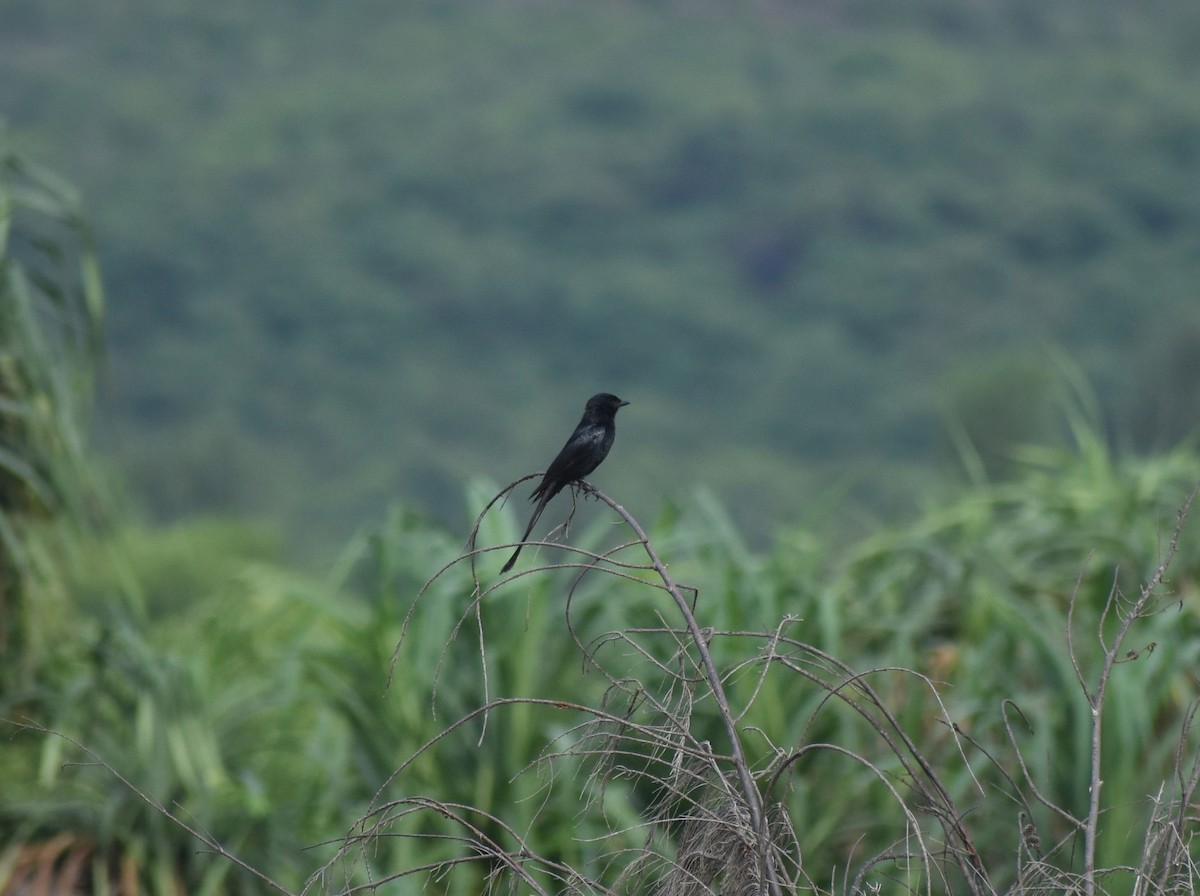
<box><xmin>587</xmin><ymin>393</ymin><xmax>630</xmax><ymax>416</ymax></box>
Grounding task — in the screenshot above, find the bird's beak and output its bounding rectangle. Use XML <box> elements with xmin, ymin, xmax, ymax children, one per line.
<box><xmin>619</xmin><ymin>400</ymin><xmax>630</xmax><ymax>407</ymax></box>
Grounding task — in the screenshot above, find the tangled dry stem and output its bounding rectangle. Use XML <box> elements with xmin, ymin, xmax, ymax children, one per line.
<box><xmin>349</xmin><ymin>478</ymin><xmax>1200</xmax><ymax>894</ymax></box>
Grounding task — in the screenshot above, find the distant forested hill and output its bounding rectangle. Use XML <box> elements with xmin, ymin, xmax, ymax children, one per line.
<box><xmin>3</xmin><ymin>0</ymin><xmax>1199</xmax><ymax>553</ymax></box>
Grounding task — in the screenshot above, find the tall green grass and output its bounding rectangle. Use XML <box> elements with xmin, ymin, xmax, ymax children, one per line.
<box><xmin>3</xmin><ymin>437</ymin><xmax>1198</xmax><ymax>894</ymax></box>
<box><xmin>0</xmin><ymin>131</ymin><xmax>104</xmax><ymax>694</ymax></box>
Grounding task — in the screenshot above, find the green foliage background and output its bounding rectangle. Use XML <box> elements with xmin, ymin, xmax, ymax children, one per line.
<box><xmin>3</xmin><ymin>0</ymin><xmax>1200</xmax><ymax>550</ymax></box>
<box><xmin>5</xmin><ymin>1</ymin><xmax>1200</xmax><ymax>892</ymax></box>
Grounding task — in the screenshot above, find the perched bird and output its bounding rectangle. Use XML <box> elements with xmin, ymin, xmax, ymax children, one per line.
<box><xmin>501</xmin><ymin>393</ymin><xmax>629</xmax><ymax>573</ymax></box>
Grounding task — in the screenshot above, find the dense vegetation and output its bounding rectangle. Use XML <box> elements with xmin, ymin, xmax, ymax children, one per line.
<box><xmin>0</xmin><ymin>137</ymin><xmax>103</xmax><ymax>694</ymax></box>
<box><xmin>4</xmin><ymin>132</ymin><xmax>1200</xmax><ymax>890</ymax></box>
<box><xmin>3</xmin><ymin>0</ymin><xmax>1200</xmax><ymax>552</ymax></box>
<box><xmin>4</xmin><ymin>1</ymin><xmax>1200</xmax><ymax>892</ymax></box>
<box><xmin>4</xmin><ymin>346</ymin><xmax>1200</xmax><ymax>892</ymax></box>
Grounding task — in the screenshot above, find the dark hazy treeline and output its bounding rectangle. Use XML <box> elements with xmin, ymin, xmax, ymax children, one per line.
<box><xmin>3</xmin><ymin>0</ymin><xmax>1199</xmax><ymax>552</ymax></box>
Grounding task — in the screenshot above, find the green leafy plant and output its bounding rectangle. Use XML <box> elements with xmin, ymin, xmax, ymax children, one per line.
<box><xmin>310</xmin><ymin>445</ymin><xmax>1200</xmax><ymax>894</ymax></box>
<box><xmin>0</xmin><ymin>128</ymin><xmax>104</xmax><ymax>692</ymax></box>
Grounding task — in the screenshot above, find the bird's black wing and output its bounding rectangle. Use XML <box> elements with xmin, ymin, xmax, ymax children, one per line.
<box><xmin>531</xmin><ymin>423</ymin><xmax>607</xmax><ymax>502</ymax></box>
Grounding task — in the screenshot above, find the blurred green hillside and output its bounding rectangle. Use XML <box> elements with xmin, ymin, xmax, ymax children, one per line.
<box><xmin>3</xmin><ymin>0</ymin><xmax>1200</xmax><ymax>554</ymax></box>
<box><xmin>5</xmin><ymin>116</ymin><xmax>1200</xmax><ymax>895</ymax></box>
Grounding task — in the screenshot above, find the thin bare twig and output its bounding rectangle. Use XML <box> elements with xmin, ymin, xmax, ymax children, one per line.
<box><xmin>1077</xmin><ymin>484</ymin><xmax>1198</xmax><ymax>896</ymax></box>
